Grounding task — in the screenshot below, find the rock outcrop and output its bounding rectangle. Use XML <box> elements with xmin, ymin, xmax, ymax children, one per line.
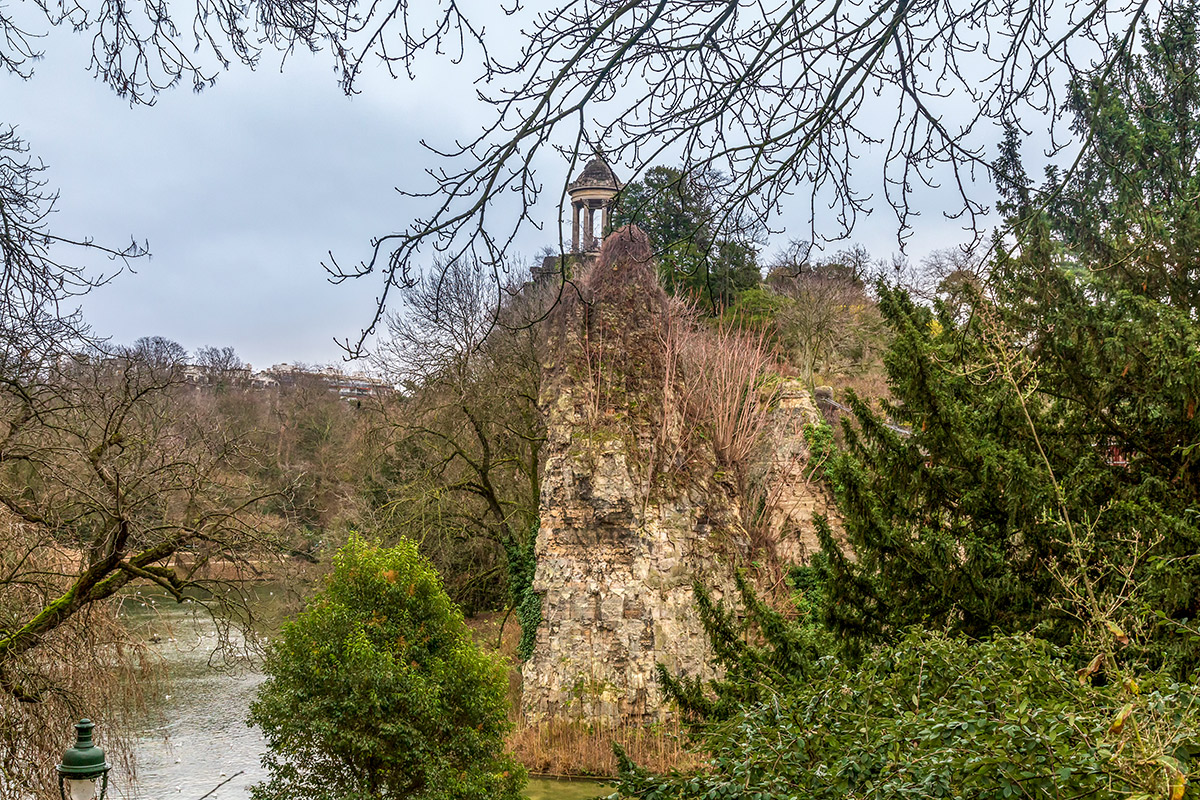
<box><xmin>759</xmin><ymin>380</ymin><xmax>840</xmax><ymax>564</ymax></box>
<box><xmin>519</xmin><ymin>390</ymin><xmax>747</xmax><ymax>723</ymax></box>
<box><xmin>521</xmin><ymin>228</ymin><xmax>745</xmax><ymax>724</ymax></box>
<box><xmin>520</xmin><ymin>228</ymin><xmax>838</xmax><ymax>725</ymax></box>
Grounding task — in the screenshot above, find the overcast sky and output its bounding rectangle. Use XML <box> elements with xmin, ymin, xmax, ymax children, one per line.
<box><xmin>7</xmin><ymin>15</ymin><xmax>994</xmax><ymax>372</ymax></box>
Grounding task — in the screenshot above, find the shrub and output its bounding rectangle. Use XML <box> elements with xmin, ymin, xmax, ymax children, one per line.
<box><xmin>620</xmin><ymin>631</ymin><xmax>1200</xmax><ymax>799</ymax></box>
<box><xmin>249</xmin><ymin>535</ymin><xmax>525</xmax><ymax>800</ymax></box>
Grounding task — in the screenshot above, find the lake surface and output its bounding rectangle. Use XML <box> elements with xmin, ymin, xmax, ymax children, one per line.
<box><xmin>117</xmin><ymin>589</ymin><xmax>611</xmax><ymax>800</ymax></box>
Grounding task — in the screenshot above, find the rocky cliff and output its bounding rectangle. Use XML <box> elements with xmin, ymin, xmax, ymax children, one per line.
<box><xmin>520</xmin><ymin>228</ymin><xmax>834</xmax><ymax>725</ymax></box>
<box><xmin>758</xmin><ymin>380</ymin><xmax>840</xmax><ymax>565</ymax></box>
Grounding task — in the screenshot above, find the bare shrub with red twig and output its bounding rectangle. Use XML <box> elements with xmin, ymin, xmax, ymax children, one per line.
<box><xmin>671</xmin><ymin>312</ymin><xmax>780</xmax><ymax>487</ymax></box>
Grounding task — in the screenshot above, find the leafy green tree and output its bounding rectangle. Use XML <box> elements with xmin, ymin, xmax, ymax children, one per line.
<box><xmin>612</xmin><ymin>166</ymin><xmax>761</xmax><ymax>309</ymax></box>
<box><xmin>249</xmin><ymin>535</ymin><xmax>525</xmax><ymax>800</ymax></box>
<box><xmin>817</xmin><ymin>7</ymin><xmax>1200</xmax><ymax>671</ymax></box>
<box><xmin>818</xmin><ymin>285</ymin><xmax>1069</xmax><ymax>645</ymax></box>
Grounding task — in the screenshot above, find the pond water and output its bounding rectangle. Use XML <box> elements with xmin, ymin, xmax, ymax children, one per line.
<box><xmin>117</xmin><ymin>589</ymin><xmax>611</xmax><ymax>800</ymax></box>
<box><xmin>525</xmin><ymin>777</ymin><xmax>613</xmax><ymax>800</ymax></box>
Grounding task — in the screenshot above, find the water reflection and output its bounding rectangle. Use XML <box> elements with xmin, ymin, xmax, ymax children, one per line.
<box><xmin>117</xmin><ymin>588</ymin><xmax>612</xmax><ymax>800</ymax></box>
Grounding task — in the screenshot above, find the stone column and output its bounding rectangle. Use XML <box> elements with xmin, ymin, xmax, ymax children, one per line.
<box><xmin>572</xmin><ymin>202</ymin><xmax>581</xmax><ymax>252</ymax></box>
<box><xmin>583</xmin><ymin>202</ymin><xmax>594</xmax><ymax>250</ymax></box>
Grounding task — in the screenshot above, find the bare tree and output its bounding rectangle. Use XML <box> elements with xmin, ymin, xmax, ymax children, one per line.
<box><xmin>196</xmin><ymin>345</ymin><xmax>248</xmax><ymax>389</ymax></box>
<box><xmin>4</xmin><ymin>0</ymin><xmax>1166</xmax><ymax>350</ymax></box>
<box><xmin>129</xmin><ymin>335</ymin><xmax>188</xmax><ymax>370</ymax></box>
<box><xmin>0</xmin><ymin>127</ymin><xmax>271</xmax><ymax>799</ymax></box>
<box><xmin>0</xmin><ymin>127</ymin><xmax>143</xmax><ymax>362</ymax></box>
<box><xmin>372</xmin><ymin>259</ymin><xmax>502</xmax><ymax>392</ymax></box>
<box><xmin>914</xmin><ymin>246</ymin><xmax>990</xmax><ymax>320</ymax></box>
<box><xmin>320</xmin><ymin>0</ymin><xmax>1163</xmax><ymax>353</ymax></box>
<box><xmin>0</xmin><ymin>343</ymin><xmax>284</xmax><ymax>798</ymax></box>
<box><xmin>0</xmin><ymin>511</ymin><xmax>158</xmax><ymax>800</ymax></box>
<box><xmin>765</xmin><ymin>249</ymin><xmax>888</xmax><ymax>390</ymax></box>
<box><xmin>369</xmin><ymin>259</ymin><xmax>549</xmax><ymax>610</ymax></box>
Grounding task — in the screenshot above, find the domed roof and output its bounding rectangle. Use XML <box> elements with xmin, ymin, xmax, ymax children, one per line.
<box><xmin>568</xmin><ymin>156</ymin><xmax>620</xmax><ymax>192</ymax></box>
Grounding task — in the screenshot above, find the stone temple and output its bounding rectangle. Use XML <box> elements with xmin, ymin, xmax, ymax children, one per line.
<box><xmin>567</xmin><ymin>155</ymin><xmax>621</xmax><ymax>253</ymax></box>
<box><xmin>536</xmin><ymin>155</ymin><xmax>622</xmax><ymax>281</ymax></box>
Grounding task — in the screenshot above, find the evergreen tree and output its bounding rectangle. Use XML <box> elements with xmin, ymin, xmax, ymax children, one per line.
<box><xmin>819</xmin><ymin>8</ymin><xmax>1200</xmax><ymax>672</ymax></box>
<box><xmin>612</xmin><ymin>166</ymin><xmax>761</xmax><ymax>309</ymax></box>
<box><xmin>657</xmin><ymin>573</ymin><xmax>831</xmax><ymax>723</ymax></box>
<box><xmin>622</xmin><ymin>631</ymin><xmax>1200</xmax><ymax>800</ymax></box>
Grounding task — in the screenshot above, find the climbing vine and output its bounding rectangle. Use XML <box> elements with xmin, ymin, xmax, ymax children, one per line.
<box><xmin>506</xmin><ymin>527</ymin><xmax>543</xmax><ymax>662</ymax></box>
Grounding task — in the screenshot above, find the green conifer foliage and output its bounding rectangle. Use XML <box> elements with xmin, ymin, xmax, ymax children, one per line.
<box><xmin>622</xmin><ymin>632</ymin><xmax>1200</xmax><ymax>799</ymax></box>
<box><xmin>658</xmin><ymin>572</ymin><xmax>832</xmax><ymax>723</ymax></box>
<box><xmin>820</xmin><ymin>7</ymin><xmax>1200</xmax><ymax>672</ymax></box>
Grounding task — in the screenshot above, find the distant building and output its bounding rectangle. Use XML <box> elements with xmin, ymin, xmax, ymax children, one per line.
<box><xmin>182</xmin><ymin>363</ymin><xmax>252</xmax><ymax>386</ymax></box>
<box><xmin>246</xmin><ymin>365</ymin><xmax>393</xmax><ymax>399</ymax></box>
<box><xmin>327</xmin><ymin>374</ymin><xmax>394</xmax><ymax>400</ymax></box>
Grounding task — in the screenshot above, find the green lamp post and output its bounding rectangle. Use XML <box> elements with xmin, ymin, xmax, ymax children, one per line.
<box><xmin>56</xmin><ymin>719</ymin><xmax>110</xmax><ymax>800</ymax></box>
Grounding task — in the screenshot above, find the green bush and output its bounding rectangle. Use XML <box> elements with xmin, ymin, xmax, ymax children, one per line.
<box><xmin>620</xmin><ymin>631</ymin><xmax>1200</xmax><ymax>799</ymax></box>
<box><xmin>249</xmin><ymin>535</ymin><xmax>525</xmax><ymax>800</ymax></box>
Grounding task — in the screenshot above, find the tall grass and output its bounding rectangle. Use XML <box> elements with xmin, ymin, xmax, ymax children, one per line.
<box><xmin>507</xmin><ymin>716</ymin><xmax>701</xmax><ymax>778</ymax></box>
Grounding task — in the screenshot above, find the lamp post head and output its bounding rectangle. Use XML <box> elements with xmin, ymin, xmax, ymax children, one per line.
<box><xmin>57</xmin><ymin>720</ymin><xmax>110</xmax><ymax>800</ymax></box>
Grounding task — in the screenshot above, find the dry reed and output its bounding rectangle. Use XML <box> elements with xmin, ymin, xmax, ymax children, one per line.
<box><xmin>670</xmin><ymin>312</ymin><xmax>780</xmax><ymax>488</ymax></box>
<box><xmin>507</xmin><ymin>716</ymin><xmax>702</xmax><ymax>778</ymax></box>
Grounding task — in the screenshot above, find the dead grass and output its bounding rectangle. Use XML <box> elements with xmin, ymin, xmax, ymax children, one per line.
<box><xmin>819</xmin><ymin>369</ymin><xmax>891</xmax><ymax>408</ymax></box>
<box><xmin>465</xmin><ymin>609</ymin><xmax>522</xmax><ymax>656</ymax></box>
<box><xmin>508</xmin><ymin>716</ymin><xmax>702</xmax><ymax>778</ymax></box>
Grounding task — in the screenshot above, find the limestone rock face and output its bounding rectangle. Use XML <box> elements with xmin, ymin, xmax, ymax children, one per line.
<box><xmin>761</xmin><ymin>380</ymin><xmax>841</xmax><ymax>564</ymax></box>
<box><xmin>520</xmin><ymin>228</ymin><xmax>745</xmax><ymax>725</ymax></box>
<box><xmin>520</xmin><ymin>379</ymin><xmax>744</xmax><ymax>724</ymax></box>
<box><xmin>519</xmin><ymin>228</ymin><xmax>839</xmax><ymax>725</ymax></box>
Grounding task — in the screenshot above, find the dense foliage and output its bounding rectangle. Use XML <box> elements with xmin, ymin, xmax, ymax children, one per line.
<box><xmin>618</xmin><ymin>10</ymin><xmax>1200</xmax><ymax>799</ymax></box>
<box><xmin>249</xmin><ymin>535</ymin><xmax>525</xmax><ymax>800</ymax></box>
<box><xmin>656</xmin><ymin>573</ymin><xmax>831</xmax><ymax>722</ymax></box>
<box><xmin>611</xmin><ymin>166</ymin><xmax>762</xmax><ymax>309</ymax></box>
<box><xmin>817</xmin><ymin>8</ymin><xmax>1200</xmax><ymax>672</ymax></box>
<box><xmin>622</xmin><ymin>630</ymin><xmax>1199</xmax><ymax>799</ymax></box>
